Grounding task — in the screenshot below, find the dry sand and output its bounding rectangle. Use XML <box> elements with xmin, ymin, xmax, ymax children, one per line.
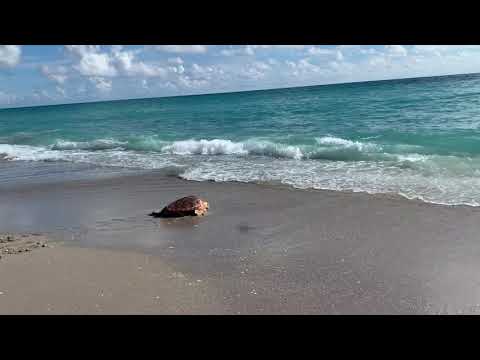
<box><xmin>0</xmin><ymin>235</ymin><xmax>227</xmax><ymax>314</ymax></box>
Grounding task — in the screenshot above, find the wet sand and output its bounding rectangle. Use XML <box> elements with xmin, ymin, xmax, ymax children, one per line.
<box><xmin>1</xmin><ymin>172</ymin><xmax>480</xmax><ymax>314</ymax></box>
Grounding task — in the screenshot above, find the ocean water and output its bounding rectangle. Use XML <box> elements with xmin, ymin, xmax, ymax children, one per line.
<box><xmin>2</xmin><ymin>73</ymin><xmax>480</xmax><ymax>206</ymax></box>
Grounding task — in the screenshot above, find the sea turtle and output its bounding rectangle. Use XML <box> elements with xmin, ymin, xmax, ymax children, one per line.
<box><xmin>149</xmin><ymin>195</ymin><xmax>209</xmax><ymax>218</ymax></box>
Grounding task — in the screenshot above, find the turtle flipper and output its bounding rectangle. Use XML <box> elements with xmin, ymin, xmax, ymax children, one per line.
<box><xmin>149</xmin><ymin>208</ymin><xmax>169</xmax><ymax>218</ymax></box>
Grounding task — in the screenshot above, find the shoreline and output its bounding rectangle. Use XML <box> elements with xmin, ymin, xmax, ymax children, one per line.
<box><xmin>2</xmin><ymin>166</ymin><xmax>477</xmax><ymax>210</ymax></box>
<box><xmin>2</xmin><ymin>172</ymin><xmax>480</xmax><ymax>314</ymax></box>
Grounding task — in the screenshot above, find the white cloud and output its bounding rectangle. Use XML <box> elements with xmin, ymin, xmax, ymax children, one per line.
<box><xmin>336</xmin><ymin>51</ymin><xmax>344</xmax><ymax>62</ymax></box>
<box><xmin>337</xmin><ymin>45</ymin><xmax>363</xmax><ymax>50</ymax></box>
<box><xmin>240</xmin><ymin>62</ymin><xmax>272</xmax><ymax>80</ymax></box>
<box><xmin>328</xmin><ymin>60</ymin><xmax>356</xmax><ymax>75</ymax></box>
<box><xmin>66</xmin><ymin>45</ymin><xmax>117</xmax><ymax>77</ymax></box>
<box><xmin>192</xmin><ymin>63</ymin><xmax>206</xmax><ymax>74</ymax></box>
<box><xmin>245</xmin><ymin>46</ymin><xmax>256</xmax><ymax>56</ymax></box>
<box><xmin>0</xmin><ymin>91</ymin><xmax>17</xmax><ymax>105</ymax></box>
<box><xmin>253</xmin><ymin>61</ymin><xmax>271</xmax><ymax>71</ymax></box>
<box><xmin>412</xmin><ymin>46</ymin><xmax>480</xmax><ymax>59</ymax></box>
<box><xmin>65</xmin><ymin>45</ymin><xmax>167</xmax><ymax>81</ymax></box>
<box><xmin>412</xmin><ymin>45</ymin><xmax>478</xmax><ymax>53</ymax></box>
<box><xmin>111</xmin><ymin>45</ymin><xmax>124</xmax><ymax>53</ymax></box>
<box><xmin>169</xmin><ymin>62</ymin><xmax>231</xmax><ymax>90</ymax></box>
<box><xmin>329</xmin><ymin>61</ymin><xmax>340</xmax><ymax>70</ymax></box>
<box><xmin>168</xmin><ymin>57</ymin><xmax>184</xmax><ymax>64</ymax></box>
<box><xmin>221</xmin><ymin>45</ymin><xmax>274</xmax><ymax>56</ymax></box>
<box><xmin>220</xmin><ymin>48</ymin><xmax>238</xmax><ymax>56</ymax></box>
<box><xmin>112</xmin><ymin>48</ymin><xmax>167</xmax><ymax>77</ymax></box>
<box><xmin>298</xmin><ymin>59</ymin><xmax>321</xmax><ymax>72</ymax></box>
<box><xmin>190</xmin><ymin>63</ymin><xmax>224</xmax><ymax>78</ymax></box>
<box><xmin>41</xmin><ymin>65</ymin><xmax>68</xmax><ymax>84</ymax></box>
<box><xmin>157</xmin><ymin>81</ymin><xmax>177</xmax><ymax>90</ymax></box>
<box><xmin>169</xmin><ymin>64</ymin><xmax>185</xmax><ymax>74</ymax></box>
<box><xmin>221</xmin><ymin>46</ymin><xmax>253</xmax><ymax>56</ymax></box>
<box><xmin>151</xmin><ymin>45</ymin><xmax>207</xmax><ymax>54</ymax></box>
<box><xmin>359</xmin><ymin>47</ymin><xmax>378</xmax><ymax>55</ymax></box>
<box><xmin>65</xmin><ymin>45</ymin><xmax>101</xmax><ymax>56</ymax></box>
<box><xmin>241</xmin><ymin>68</ymin><xmax>266</xmax><ymax>80</ymax></box>
<box><xmin>0</xmin><ymin>45</ymin><xmax>21</xmax><ymax>67</ymax></box>
<box><xmin>221</xmin><ymin>45</ymin><xmax>306</xmax><ymax>57</ymax></box>
<box><xmin>385</xmin><ymin>45</ymin><xmax>407</xmax><ymax>57</ymax></box>
<box><xmin>178</xmin><ymin>75</ymin><xmax>209</xmax><ymax>88</ymax></box>
<box><xmin>89</xmin><ymin>77</ymin><xmax>112</xmax><ymax>92</ymax></box>
<box><xmin>78</xmin><ymin>52</ymin><xmax>116</xmax><ymax>76</ymax></box>
<box><xmin>369</xmin><ymin>56</ymin><xmax>388</xmax><ymax>67</ymax></box>
<box><xmin>33</xmin><ymin>89</ymin><xmax>53</xmax><ymax>101</ymax></box>
<box><xmin>274</xmin><ymin>45</ymin><xmax>306</xmax><ymax>49</ymax></box>
<box><xmin>308</xmin><ymin>47</ymin><xmax>335</xmax><ymax>56</ymax></box>
<box><xmin>249</xmin><ymin>45</ymin><xmax>305</xmax><ymax>50</ymax></box>
<box><xmin>286</xmin><ymin>58</ymin><xmax>322</xmax><ymax>77</ymax></box>
<box><xmin>412</xmin><ymin>45</ymin><xmax>446</xmax><ymax>58</ymax></box>
<box><xmin>55</xmin><ymin>86</ymin><xmax>66</xmax><ymax>97</ymax></box>
<box><xmin>267</xmin><ymin>58</ymin><xmax>278</xmax><ymax>65</ymax></box>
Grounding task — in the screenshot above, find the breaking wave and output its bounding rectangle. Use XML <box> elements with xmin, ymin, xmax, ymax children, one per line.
<box><xmin>159</xmin><ymin>136</ymin><xmax>383</xmax><ymax>160</ymax></box>
<box><xmin>3</xmin><ymin>135</ymin><xmax>480</xmax><ymax>206</ymax></box>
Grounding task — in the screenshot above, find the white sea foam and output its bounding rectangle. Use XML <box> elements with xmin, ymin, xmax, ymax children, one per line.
<box><xmin>179</xmin><ymin>157</ymin><xmax>480</xmax><ymax>206</ymax></box>
<box><xmin>0</xmin><ymin>143</ymin><xmax>183</xmax><ymax>171</ymax></box>
<box><xmin>0</xmin><ymin>144</ymin><xmax>63</xmax><ymax>161</ymax></box>
<box><xmin>161</xmin><ymin>139</ymin><xmax>248</xmax><ymax>156</ymax></box>
<box><xmin>3</xmin><ymin>136</ymin><xmax>480</xmax><ymax>207</ymax></box>
<box><xmin>396</xmin><ymin>154</ymin><xmax>429</xmax><ymax>162</ymax></box>
<box><xmin>315</xmin><ymin>136</ymin><xmax>381</xmax><ymax>152</ymax></box>
<box><xmin>160</xmin><ymin>139</ymin><xmax>304</xmax><ymax>159</ymax></box>
<box><xmin>51</xmin><ymin>139</ymin><xmax>127</xmax><ymax>151</ymax></box>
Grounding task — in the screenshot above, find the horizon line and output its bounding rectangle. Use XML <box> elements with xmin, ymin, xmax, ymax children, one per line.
<box><xmin>1</xmin><ymin>71</ymin><xmax>479</xmax><ymax>111</ymax></box>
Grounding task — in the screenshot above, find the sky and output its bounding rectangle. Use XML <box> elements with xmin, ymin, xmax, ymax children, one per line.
<box><xmin>1</xmin><ymin>45</ymin><xmax>480</xmax><ymax>108</ymax></box>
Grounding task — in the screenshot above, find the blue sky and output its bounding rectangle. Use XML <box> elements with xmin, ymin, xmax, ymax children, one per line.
<box><xmin>1</xmin><ymin>45</ymin><xmax>480</xmax><ymax>108</ymax></box>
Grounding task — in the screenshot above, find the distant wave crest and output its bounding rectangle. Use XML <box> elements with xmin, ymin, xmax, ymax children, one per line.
<box><xmin>51</xmin><ymin>139</ymin><xmax>127</xmax><ymax>151</ymax></box>
<box><xmin>0</xmin><ymin>136</ymin><xmax>439</xmax><ymax>163</ymax></box>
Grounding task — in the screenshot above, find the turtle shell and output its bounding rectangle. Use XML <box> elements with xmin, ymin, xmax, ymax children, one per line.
<box><xmin>150</xmin><ymin>195</ymin><xmax>209</xmax><ymax>218</ymax></box>
<box><xmin>165</xmin><ymin>196</ymin><xmax>202</xmax><ymax>212</ymax></box>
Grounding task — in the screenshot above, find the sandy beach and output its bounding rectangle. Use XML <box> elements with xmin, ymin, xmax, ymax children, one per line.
<box><xmin>1</xmin><ymin>172</ymin><xmax>480</xmax><ymax>314</ymax></box>
<box><xmin>0</xmin><ymin>237</ymin><xmax>228</xmax><ymax>314</ymax></box>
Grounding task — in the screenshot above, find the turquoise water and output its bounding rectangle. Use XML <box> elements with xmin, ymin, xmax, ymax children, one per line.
<box><xmin>2</xmin><ymin>73</ymin><xmax>480</xmax><ymax>205</ymax></box>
